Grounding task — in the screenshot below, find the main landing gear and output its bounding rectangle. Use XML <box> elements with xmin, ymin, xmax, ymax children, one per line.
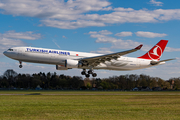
<box><xmin>81</xmin><ymin>69</ymin><xmax>97</xmax><ymax>78</ymax></box>
<box><xmin>19</xmin><ymin>61</ymin><xmax>23</xmax><ymax>68</ymax></box>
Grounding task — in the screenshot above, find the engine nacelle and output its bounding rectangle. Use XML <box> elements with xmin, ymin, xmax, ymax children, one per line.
<box><xmin>56</xmin><ymin>65</ymin><xmax>68</xmax><ymax>70</ymax></box>
<box><xmin>65</xmin><ymin>59</ymin><xmax>82</xmax><ymax>68</ymax></box>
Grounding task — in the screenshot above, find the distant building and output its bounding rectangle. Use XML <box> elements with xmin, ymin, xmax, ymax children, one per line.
<box><xmin>141</xmin><ymin>86</ymin><xmax>151</xmax><ymax>91</ymax></box>
<box><xmin>133</xmin><ymin>86</ymin><xmax>151</xmax><ymax>91</ymax></box>
<box><xmin>35</xmin><ymin>85</ymin><xmax>42</xmax><ymax>90</ymax></box>
<box><xmin>152</xmin><ymin>87</ymin><xmax>162</xmax><ymax>91</ymax></box>
<box><xmin>133</xmin><ymin>87</ymin><xmax>140</xmax><ymax>91</ymax></box>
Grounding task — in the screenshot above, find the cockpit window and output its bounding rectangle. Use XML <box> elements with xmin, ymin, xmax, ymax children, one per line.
<box><xmin>8</xmin><ymin>49</ymin><xmax>13</xmax><ymax>51</ymax></box>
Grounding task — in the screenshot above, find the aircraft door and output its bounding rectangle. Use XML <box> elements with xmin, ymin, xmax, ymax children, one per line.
<box><xmin>18</xmin><ymin>48</ymin><xmax>25</xmax><ymax>59</ymax></box>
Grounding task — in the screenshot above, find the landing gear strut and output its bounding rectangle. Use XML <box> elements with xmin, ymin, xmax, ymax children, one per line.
<box><xmin>19</xmin><ymin>61</ymin><xmax>23</xmax><ymax>68</ymax></box>
<box><xmin>81</xmin><ymin>69</ymin><xmax>97</xmax><ymax>78</ymax></box>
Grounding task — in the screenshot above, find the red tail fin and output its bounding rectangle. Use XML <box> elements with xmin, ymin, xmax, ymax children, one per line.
<box><xmin>138</xmin><ymin>40</ymin><xmax>168</xmax><ymax>61</ymax></box>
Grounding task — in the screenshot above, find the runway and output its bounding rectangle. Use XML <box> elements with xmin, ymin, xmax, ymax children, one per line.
<box><xmin>0</xmin><ymin>92</ymin><xmax>180</xmax><ymax>96</ymax></box>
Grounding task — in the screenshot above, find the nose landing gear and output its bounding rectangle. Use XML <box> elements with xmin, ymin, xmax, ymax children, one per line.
<box><xmin>81</xmin><ymin>69</ymin><xmax>97</xmax><ymax>78</ymax></box>
<box><xmin>19</xmin><ymin>61</ymin><xmax>23</xmax><ymax>68</ymax></box>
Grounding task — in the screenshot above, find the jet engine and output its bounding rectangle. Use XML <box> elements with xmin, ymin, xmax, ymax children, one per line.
<box><xmin>56</xmin><ymin>59</ymin><xmax>82</xmax><ymax>70</ymax></box>
<box><xmin>56</xmin><ymin>65</ymin><xmax>68</xmax><ymax>70</ymax></box>
<box><xmin>65</xmin><ymin>59</ymin><xmax>82</xmax><ymax>68</ymax></box>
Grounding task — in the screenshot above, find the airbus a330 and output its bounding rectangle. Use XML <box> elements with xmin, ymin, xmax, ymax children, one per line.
<box><xmin>3</xmin><ymin>40</ymin><xmax>174</xmax><ymax>78</ymax></box>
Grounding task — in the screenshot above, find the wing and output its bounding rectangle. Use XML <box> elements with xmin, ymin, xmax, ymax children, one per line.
<box><xmin>80</xmin><ymin>44</ymin><xmax>143</xmax><ymax>67</ymax></box>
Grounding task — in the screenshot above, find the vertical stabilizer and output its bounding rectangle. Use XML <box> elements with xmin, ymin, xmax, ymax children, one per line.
<box><xmin>138</xmin><ymin>40</ymin><xmax>168</xmax><ymax>61</ymax></box>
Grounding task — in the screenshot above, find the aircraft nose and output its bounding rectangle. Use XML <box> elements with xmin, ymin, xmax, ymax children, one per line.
<box><xmin>3</xmin><ymin>51</ymin><xmax>8</xmax><ymax>56</ymax></box>
<box><xmin>3</xmin><ymin>51</ymin><xmax>11</xmax><ymax>58</ymax></box>
<box><xmin>3</xmin><ymin>50</ymin><xmax>17</xmax><ymax>58</ymax></box>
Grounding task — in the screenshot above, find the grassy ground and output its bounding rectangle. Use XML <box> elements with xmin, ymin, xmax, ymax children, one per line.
<box><xmin>0</xmin><ymin>91</ymin><xmax>180</xmax><ymax>120</ymax></box>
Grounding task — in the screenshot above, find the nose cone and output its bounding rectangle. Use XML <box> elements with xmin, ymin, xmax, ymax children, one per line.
<box><xmin>3</xmin><ymin>51</ymin><xmax>16</xmax><ymax>58</ymax></box>
<box><xmin>3</xmin><ymin>51</ymin><xmax>8</xmax><ymax>56</ymax></box>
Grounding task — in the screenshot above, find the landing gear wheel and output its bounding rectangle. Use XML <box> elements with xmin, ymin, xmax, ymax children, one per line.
<box><xmin>85</xmin><ymin>74</ymin><xmax>90</xmax><ymax>78</ymax></box>
<box><xmin>19</xmin><ymin>65</ymin><xmax>22</xmax><ymax>68</ymax></box>
<box><xmin>81</xmin><ymin>71</ymin><xmax>86</xmax><ymax>75</ymax></box>
<box><xmin>92</xmin><ymin>73</ymin><xmax>97</xmax><ymax>77</ymax></box>
<box><xmin>88</xmin><ymin>70</ymin><xmax>93</xmax><ymax>74</ymax></box>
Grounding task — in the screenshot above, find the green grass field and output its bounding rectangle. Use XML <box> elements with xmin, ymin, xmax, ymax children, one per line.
<box><xmin>0</xmin><ymin>91</ymin><xmax>180</xmax><ymax>120</ymax></box>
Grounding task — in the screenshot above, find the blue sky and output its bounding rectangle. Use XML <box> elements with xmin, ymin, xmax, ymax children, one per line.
<box><xmin>0</xmin><ymin>0</ymin><xmax>180</xmax><ymax>79</ymax></box>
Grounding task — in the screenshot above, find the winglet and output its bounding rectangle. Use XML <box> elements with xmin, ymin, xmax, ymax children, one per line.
<box><xmin>135</xmin><ymin>44</ymin><xmax>143</xmax><ymax>50</ymax></box>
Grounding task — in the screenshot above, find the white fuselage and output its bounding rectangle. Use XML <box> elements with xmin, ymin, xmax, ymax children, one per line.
<box><xmin>3</xmin><ymin>47</ymin><xmax>165</xmax><ymax>71</ymax></box>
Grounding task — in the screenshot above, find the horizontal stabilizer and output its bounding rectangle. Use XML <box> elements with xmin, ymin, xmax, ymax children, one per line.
<box><xmin>150</xmin><ymin>58</ymin><xmax>176</xmax><ymax>65</ymax></box>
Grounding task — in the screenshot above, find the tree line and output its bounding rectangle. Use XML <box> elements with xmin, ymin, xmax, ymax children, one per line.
<box><xmin>0</xmin><ymin>69</ymin><xmax>180</xmax><ymax>90</ymax></box>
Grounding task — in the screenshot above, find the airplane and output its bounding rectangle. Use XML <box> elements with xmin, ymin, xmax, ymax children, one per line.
<box><xmin>3</xmin><ymin>40</ymin><xmax>175</xmax><ymax>78</ymax></box>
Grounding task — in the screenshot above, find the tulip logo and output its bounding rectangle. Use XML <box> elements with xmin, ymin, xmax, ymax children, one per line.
<box><xmin>148</xmin><ymin>45</ymin><xmax>162</xmax><ymax>60</ymax></box>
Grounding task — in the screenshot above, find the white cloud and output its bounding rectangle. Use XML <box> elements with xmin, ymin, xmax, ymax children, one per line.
<box><xmin>111</xmin><ymin>39</ymin><xmax>141</xmax><ymax>49</ymax></box>
<box><xmin>41</xmin><ymin>19</ymin><xmax>105</xmax><ymax>29</ymax></box>
<box><xmin>1</xmin><ymin>0</ymin><xmax>180</xmax><ymax>29</ymax></box>
<box><xmin>154</xmin><ymin>9</ymin><xmax>180</xmax><ymax>21</ymax></box>
<box><xmin>0</xmin><ymin>37</ymin><xmax>26</xmax><ymax>57</ymax></box>
<box><xmin>87</xmin><ymin>30</ymin><xmax>180</xmax><ymax>53</ymax></box>
<box><xmin>96</xmin><ymin>37</ymin><xmax>118</xmax><ymax>43</ymax></box>
<box><xmin>102</xmin><ymin>6</ymin><xmax>112</xmax><ymax>11</ymax></box>
<box><xmin>149</xmin><ymin>0</ymin><xmax>163</xmax><ymax>6</ymax></box>
<box><xmin>88</xmin><ymin>31</ymin><xmax>97</xmax><ymax>34</ymax></box>
<box><xmin>165</xmin><ymin>47</ymin><xmax>180</xmax><ymax>52</ymax></box>
<box><xmin>62</xmin><ymin>36</ymin><xmax>67</xmax><ymax>39</ymax></box>
<box><xmin>84</xmin><ymin>8</ymin><xmax>180</xmax><ymax>24</ymax></box>
<box><xmin>0</xmin><ymin>37</ymin><xmax>25</xmax><ymax>46</ymax></box>
<box><xmin>115</xmin><ymin>32</ymin><xmax>133</xmax><ymax>37</ymax></box>
<box><xmin>114</xmin><ymin>7</ymin><xmax>134</xmax><ymax>12</ymax></box>
<box><xmin>91</xmin><ymin>48</ymin><xmax>113</xmax><ymax>54</ymax></box>
<box><xmin>88</xmin><ymin>30</ymin><xmax>117</xmax><ymax>43</ymax></box>
<box><xmin>0</xmin><ymin>30</ymin><xmax>41</xmax><ymax>57</ymax></box>
<box><xmin>0</xmin><ymin>30</ymin><xmax>41</xmax><ymax>40</ymax></box>
<box><xmin>88</xmin><ymin>30</ymin><xmax>142</xmax><ymax>49</ymax></box>
<box><xmin>135</xmin><ymin>31</ymin><xmax>167</xmax><ymax>38</ymax></box>
<box><xmin>99</xmin><ymin>30</ymin><xmax>112</xmax><ymax>35</ymax></box>
<box><xmin>88</xmin><ymin>30</ymin><xmax>112</xmax><ymax>36</ymax></box>
<box><xmin>0</xmin><ymin>0</ymin><xmax>109</xmax><ymax>29</ymax></box>
<box><xmin>0</xmin><ymin>0</ymin><xmax>111</xmax><ymax>18</ymax></box>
